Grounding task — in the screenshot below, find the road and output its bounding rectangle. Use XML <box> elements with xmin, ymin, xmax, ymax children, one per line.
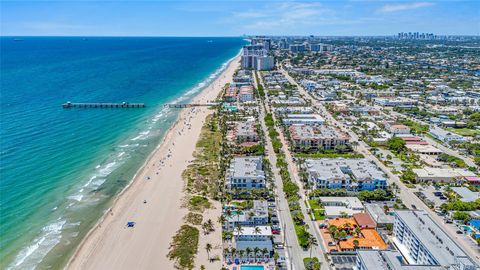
<box><xmin>256</xmin><ymin>72</ymin><xmax>330</xmax><ymax>270</ymax></box>
<box><xmin>280</xmin><ymin>67</ymin><xmax>480</xmax><ymax>263</ymax></box>
<box><xmin>254</xmin><ymin>72</ymin><xmax>303</xmax><ymax>270</ymax></box>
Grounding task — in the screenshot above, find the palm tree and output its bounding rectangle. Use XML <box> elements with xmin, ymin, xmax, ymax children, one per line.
<box><xmin>207</xmin><ymin>219</ymin><xmax>214</xmax><ymax>232</ymax></box>
<box><xmin>218</xmin><ymin>214</ymin><xmax>226</xmax><ymax>225</ymax></box>
<box><xmin>225</xmin><ymin>208</ymin><xmax>233</xmax><ymax>229</ymax></box>
<box><xmin>353</xmin><ymin>239</ymin><xmax>360</xmax><ymax>250</ymax></box>
<box><xmin>253</xmin><ymin>226</ymin><xmax>262</xmax><ymax>235</ymax></box>
<box><xmin>235</xmin><ymin>224</ymin><xmax>243</xmax><ymax>235</ymax></box>
<box><xmin>261</xmin><ymin>247</ymin><xmax>269</xmax><ymax>261</ymax></box>
<box><xmin>239</xmin><ymin>249</ymin><xmax>245</xmax><ymax>260</ymax></box>
<box><xmin>205</xmin><ymin>243</ymin><xmax>212</xmax><ymax>260</ymax></box>
<box><xmin>307</xmin><ymin>233</ymin><xmax>318</xmax><ymax>258</ymax></box>
<box><xmin>245</xmin><ymin>247</ymin><xmax>252</xmax><ymax>261</ymax></box>
<box><xmin>354</xmin><ymin>227</ymin><xmax>362</xmax><ymax>237</ymax></box>
<box><xmin>253</xmin><ymin>247</ymin><xmax>260</xmax><ymax>262</ymax></box>
<box><xmin>223</xmin><ymin>247</ymin><xmax>230</xmax><ymax>259</ymax></box>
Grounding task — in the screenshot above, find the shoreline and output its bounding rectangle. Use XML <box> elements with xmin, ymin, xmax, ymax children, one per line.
<box><xmin>66</xmin><ymin>56</ymin><xmax>240</xmax><ymax>269</ymax></box>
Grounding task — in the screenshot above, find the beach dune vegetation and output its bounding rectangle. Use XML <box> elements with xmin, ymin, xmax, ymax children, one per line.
<box><xmin>167</xmin><ymin>225</ymin><xmax>200</xmax><ymax>270</ymax></box>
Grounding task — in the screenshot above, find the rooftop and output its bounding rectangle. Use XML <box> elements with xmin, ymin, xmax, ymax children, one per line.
<box><xmin>228</xmin><ymin>156</ymin><xmax>264</xmax><ymax>179</ymax></box>
<box><xmin>289</xmin><ymin>124</ymin><xmax>348</xmax><ymax>141</ymax></box>
<box><xmin>306</xmin><ymin>158</ymin><xmax>386</xmax><ymax>182</ymax></box>
<box><xmin>395</xmin><ymin>210</ymin><xmax>475</xmax><ymax>266</ymax></box>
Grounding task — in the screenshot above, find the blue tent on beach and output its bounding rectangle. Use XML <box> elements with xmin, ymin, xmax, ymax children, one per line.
<box><xmin>127</xmin><ymin>221</ymin><xmax>136</xmax><ymax>227</ymax></box>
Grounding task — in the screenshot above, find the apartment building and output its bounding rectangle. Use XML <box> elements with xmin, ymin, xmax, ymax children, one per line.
<box><xmin>226</xmin><ymin>156</ymin><xmax>266</xmax><ymax>189</ymax></box>
<box><xmin>305</xmin><ymin>158</ymin><xmax>387</xmax><ymax>191</ymax></box>
<box><xmin>393</xmin><ymin>210</ymin><xmax>478</xmax><ymax>268</ymax></box>
<box><xmin>289</xmin><ymin>124</ymin><xmax>348</xmax><ymax>151</ymax></box>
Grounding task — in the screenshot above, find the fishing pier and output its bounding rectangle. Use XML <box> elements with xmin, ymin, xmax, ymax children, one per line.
<box><xmin>62</xmin><ymin>102</ymin><xmax>146</xmax><ymax>109</ymax></box>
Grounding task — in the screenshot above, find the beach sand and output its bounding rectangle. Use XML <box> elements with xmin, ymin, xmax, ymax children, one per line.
<box><xmin>67</xmin><ymin>57</ymin><xmax>239</xmax><ymax>270</ymax></box>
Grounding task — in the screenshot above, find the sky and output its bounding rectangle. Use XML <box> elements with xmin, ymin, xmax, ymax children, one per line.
<box><xmin>1</xmin><ymin>0</ymin><xmax>479</xmax><ymax>36</ymax></box>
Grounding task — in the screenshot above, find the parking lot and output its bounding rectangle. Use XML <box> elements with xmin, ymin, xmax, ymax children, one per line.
<box><xmin>330</xmin><ymin>255</ymin><xmax>356</xmax><ymax>270</ymax></box>
<box><xmin>412</xmin><ymin>184</ymin><xmax>447</xmax><ymax>208</ymax></box>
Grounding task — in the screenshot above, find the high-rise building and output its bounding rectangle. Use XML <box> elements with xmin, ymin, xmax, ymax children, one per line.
<box><xmin>241</xmin><ymin>43</ymin><xmax>274</xmax><ymax>71</ymax></box>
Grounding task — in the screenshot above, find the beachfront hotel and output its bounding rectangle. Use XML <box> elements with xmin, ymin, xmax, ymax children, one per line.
<box><xmin>305</xmin><ymin>158</ymin><xmax>387</xmax><ymax>191</ymax></box>
<box><xmin>226</xmin><ymin>156</ymin><xmax>266</xmax><ymax>189</ymax></box>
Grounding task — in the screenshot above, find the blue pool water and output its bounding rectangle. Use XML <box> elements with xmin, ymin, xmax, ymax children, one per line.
<box><xmin>241</xmin><ymin>266</ymin><xmax>265</xmax><ymax>270</ymax></box>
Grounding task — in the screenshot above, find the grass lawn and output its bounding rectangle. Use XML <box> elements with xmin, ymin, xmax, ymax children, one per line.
<box><xmin>308</xmin><ymin>199</ymin><xmax>322</xmax><ymax>210</ymax></box>
<box><xmin>446</xmin><ymin>128</ymin><xmax>480</xmax><ymax>137</ymax></box>
<box><xmin>313</xmin><ymin>209</ymin><xmax>325</xmax><ymax>220</ymax></box>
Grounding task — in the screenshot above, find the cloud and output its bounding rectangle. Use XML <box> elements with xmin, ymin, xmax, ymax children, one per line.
<box><xmin>378</xmin><ymin>2</ymin><xmax>434</xmax><ymax>13</ymax></box>
<box><xmin>234</xmin><ymin>1</ymin><xmax>333</xmax><ymax>30</ymax></box>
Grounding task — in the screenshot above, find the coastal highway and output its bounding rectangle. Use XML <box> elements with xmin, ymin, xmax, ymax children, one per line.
<box><xmin>256</xmin><ymin>76</ymin><xmax>303</xmax><ymax>270</ymax></box>
<box><xmin>280</xmin><ymin>67</ymin><xmax>480</xmax><ymax>263</ymax></box>
<box><xmin>256</xmin><ymin>72</ymin><xmax>330</xmax><ymax>270</ymax></box>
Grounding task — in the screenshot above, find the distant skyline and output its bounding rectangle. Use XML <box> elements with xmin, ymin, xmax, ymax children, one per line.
<box><xmin>1</xmin><ymin>0</ymin><xmax>479</xmax><ymax>36</ymax></box>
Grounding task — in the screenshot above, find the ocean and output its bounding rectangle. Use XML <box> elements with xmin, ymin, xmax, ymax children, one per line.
<box><xmin>0</xmin><ymin>36</ymin><xmax>245</xmax><ymax>269</ymax></box>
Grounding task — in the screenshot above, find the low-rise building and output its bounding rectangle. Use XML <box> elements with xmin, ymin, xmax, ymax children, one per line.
<box><xmin>450</xmin><ymin>187</ymin><xmax>479</xmax><ymax>203</ymax></box>
<box><xmin>364</xmin><ymin>203</ymin><xmax>395</xmax><ymax>228</ymax></box>
<box><xmin>305</xmin><ymin>158</ymin><xmax>387</xmax><ymax>191</ymax></box>
<box><xmin>238</xmin><ymin>85</ymin><xmax>254</xmax><ymax>102</ymax></box>
<box><xmin>319</xmin><ymin>197</ymin><xmax>364</xmax><ymax>218</ymax></box>
<box><xmin>223</xmin><ymin>200</ymin><xmax>269</xmax><ymax>231</ymax></box>
<box><xmin>234</xmin><ymin>226</ymin><xmax>273</xmax><ymax>253</ymax></box>
<box><xmin>429</xmin><ymin>126</ymin><xmax>466</xmax><ymax>143</ymax></box>
<box><xmin>289</xmin><ymin>124</ymin><xmax>349</xmax><ymax>151</ymax></box>
<box><xmin>374</xmin><ymin>97</ymin><xmax>418</xmax><ymax>107</ymax></box>
<box><xmin>406</xmin><ymin>144</ymin><xmax>442</xmax><ymax>155</ymax></box>
<box><xmin>226</xmin><ymin>156</ymin><xmax>265</xmax><ymax>189</ymax></box>
<box><xmin>282</xmin><ymin>114</ymin><xmax>325</xmax><ymax>125</ymax></box>
<box><xmin>412</xmin><ymin>167</ymin><xmax>477</xmax><ymax>183</ymax></box>
<box><xmin>388</xmin><ymin>124</ymin><xmax>411</xmax><ymax>135</ymax></box>
<box><xmin>234</xmin><ymin>120</ymin><xmax>259</xmax><ymax>144</ymax></box>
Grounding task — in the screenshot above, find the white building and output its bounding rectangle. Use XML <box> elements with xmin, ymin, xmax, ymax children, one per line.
<box><xmin>388</xmin><ymin>124</ymin><xmax>411</xmax><ymax>135</ymax></box>
<box><xmin>223</xmin><ymin>200</ymin><xmax>269</xmax><ymax>231</ymax></box>
<box><xmin>226</xmin><ymin>156</ymin><xmax>265</xmax><ymax>189</ymax></box>
<box><xmin>305</xmin><ymin>158</ymin><xmax>387</xmax><ymax>191</ymax></box>
<box><xmin>282</xmin><ymin>114</ymin><xmax>325</xmax><ymax>125</ymax></box>
<box><xmin>238</xmin><ymin>85</ymin><xmax>254</xmax><ymax>102</ymax></box>
<box><xmin>234</xmin><ymin>226</ymin><xmax>273</xmax><ymax>253</ymax></box>
<box><xmin>392</xmin><ymin>210</ymin><xmax>478</xmax><ymax>268</ymax></box>
<box><xmin>412</xmin><ymin>167</ymin><xmax>477</xmax><ymax>183</ymax></box>
<box><xmin>319</xmin><ymin>197</ymin><xmax>364</xmax><ymax>218</ymax></box>
<box><xmin>429</xmin><ymin>126</ymin><xmax>466</xmax><ymax>143</ymax></box>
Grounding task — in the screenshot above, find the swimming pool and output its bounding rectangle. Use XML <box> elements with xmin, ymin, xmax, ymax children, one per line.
<box><xmin>240</xmin><ymin>266</ymin><xmax>264</xmax><ymax>270</ymax></box>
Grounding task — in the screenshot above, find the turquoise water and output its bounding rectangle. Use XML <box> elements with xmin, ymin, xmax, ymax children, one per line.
<box><xmin>0</xmin><ymin>37</ymin><xmax>245</xmax><ymax>269</ymax></box>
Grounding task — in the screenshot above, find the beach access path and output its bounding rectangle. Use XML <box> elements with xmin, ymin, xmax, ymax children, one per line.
<box><xmin>67</xmin><ymin>57</ymin><xmax>240</xmax><ymax>270</ymax></box>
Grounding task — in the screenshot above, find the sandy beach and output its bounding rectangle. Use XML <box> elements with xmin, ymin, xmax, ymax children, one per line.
<box><xmin>67</xmin><ymin>56</ymin><xmax>240</xmax><ymax>270</ymax></box>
